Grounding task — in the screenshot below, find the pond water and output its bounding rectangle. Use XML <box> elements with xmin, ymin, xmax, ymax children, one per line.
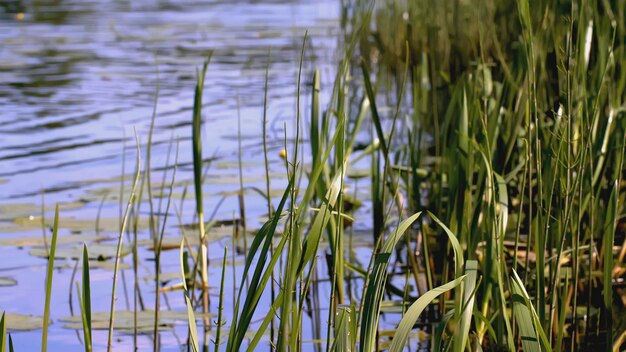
<box><xmin>0</xmin><ymin>1</ymin><xmax>359</xmax><ymax>350</ymax></box>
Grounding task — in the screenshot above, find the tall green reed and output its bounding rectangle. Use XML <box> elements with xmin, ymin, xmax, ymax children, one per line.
<box><xmin>191</xmin><ymin>57</ymin><xmax>212</xmax><ymax>351</ymax></box>
<box><xmin>41</xmin><ymin>205</ymin><xmax>59</xmax><ymax>352</ymax></box>
<box><xmin>107</xmin><ymin>132</ymin><xmax>141</xmax><ymax>352</ymax></box>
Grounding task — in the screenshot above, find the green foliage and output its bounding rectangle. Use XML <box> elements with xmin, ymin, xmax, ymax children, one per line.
<box><xmin>359</xmin><ymin>212</ymin><xmax>421</xmax><ymax>352</ymax></box>
<box><xmin>80</xmin><ymin>245</ymin><xmax>92</xmax><ymax>352</ymax></box>
<box><xmin>1</xmin><ymin>312</ymin><xmax>6</xmax><ymax>352</ymax></box>
<box><xmin>7</xmin><ymin>0</ymin><xmax>626</xmax><ymax>351</ymax></box>
<box><xmin>389</xmin><ymin>275</ymin><xmax>466</xmax><ymax>352</ymax></box>
<box><xmin>345</xmin><ymin>0</ymin><xmax>626</xmax><ymax>349</ymax></box>
<box><xmin>41</xmin><ymin>205</ymin><xmax>59</xmax><ymax>352</ymax></box>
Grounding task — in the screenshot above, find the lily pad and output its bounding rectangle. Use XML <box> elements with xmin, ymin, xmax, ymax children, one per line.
<box><xmin>0</xmin><ymin>277</ymin><xmax>17</xmax><ymax>286</ymax></box>
<box><xmin>60</xmin><ymin>310</ymin><xmax>212</xmax><ymax>333</ymax></box>
<box><xmin>347</xmin><ymin>169</ymin><xmax>371</xmax><ymax>179</ymax></box>
<box><xmin>0</xmin><ymin>202</ymin><xmax>87</xmax><ymax>221</ymax></box>
<box><xmin>1</xmin><ymin>216</ymin><xmax>148</xmax><ymax>234</ymax></box>
<box><xmin>0</xmin><ymin>234</ymin><xmax>111</xmax><ymax>247</ymax></box>
<box><xmin>142</xmin><ymin>272</ymin><xmax>183</xmax><ymax>284</ymax></box>
<box><xmin>2</xmin><ymin>313</ymin><xmax>47</xmax><ymax>331</ymax></box>
<box><xmin>84</xmin><ymin>181</ymin><xmax>178</xmax><ymax>202</ymax></box>
<box><xmin>29</xmin><ymin>243</ymin><xmax>131</xmax><ymax>260</ymax></box>
<box><xmin>0</xmin><ymin>203</ymin><xmax>40</xmax><ymax>221</ymax></box>
<box><xmin>176</xmin><ymin>223</ymin><xmax>251</xmax><ymax>236</ymax></box>
<box><xmin>138</xmin><ymin>236</ymin><xmax>200</xmax><ymax>251</ymax></box>
<box><xmin>88</xmin><ymin>260</ymin><xmax>131</xmax><ymax>270</ymax></box>
<box><xmin>56</xmin><ymin>260</ymin><xmax>130</xmax><ymax>271</ymax></box>
<box><xmin>203</xmin><ymin>174</ymin><xmax>266</xmax><ymax>185</ymax></box>
<box><xmin>213</xmin><ymin>160</ymin><xmax>263</xmax><ymax>169</ymax></box>
<box><xmin>140</xmin><ymin>226</ymin><xmax>252</xmax><ymax>251</ymax></box>
<box><xmin>214</xmin><ymin>187</ymin><xmax>298</xmax><ymax>199</ymax></box>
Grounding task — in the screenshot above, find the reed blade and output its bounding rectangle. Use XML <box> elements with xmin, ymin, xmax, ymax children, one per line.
<box><xmin>41</xmin><ymin>205</ymin><xmax>59</xmax><ymax>352</ymax></box>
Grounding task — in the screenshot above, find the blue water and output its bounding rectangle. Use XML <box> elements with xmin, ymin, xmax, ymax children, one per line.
<box><xmin>0</xmin><ymin>1</ymin><xmax>342</xmax><ymax>350</ymax></box>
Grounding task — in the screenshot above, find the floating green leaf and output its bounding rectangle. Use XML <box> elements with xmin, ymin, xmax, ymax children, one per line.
<box><xmin>2</xmin><ymin>314</ymin><xmax>47</xmax><ymax>331</ymax></box>
<box><xmin>60</xmin><ymin>310</ymin><xmax>210</xmax><ymax>333</ymax></box>
<box><xmin>0</xmin><ymin>278</ymin><xmax>16</xmax><ymax>287</ymax></box>
<box><xmin>29</xmin><ymin>244</ymin><xmax>131</xmax><ymax>260</ymax></box>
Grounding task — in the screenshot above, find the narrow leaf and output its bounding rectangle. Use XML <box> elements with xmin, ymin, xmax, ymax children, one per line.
<box><xmin>42</xmin><ymin>205</ymin><xmax>59</xmax><ymax>352</ymax></box>
<box><xmin>389</xmin><ymin>275</ymin><xmax>466</xmax><ymax>352</ymax></box>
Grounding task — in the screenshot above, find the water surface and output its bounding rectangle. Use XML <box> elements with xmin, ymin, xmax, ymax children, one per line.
<box><xmin>0</xmin><ymin>1</ymin><xmax>343</xmax><ymax>350</ymax></box>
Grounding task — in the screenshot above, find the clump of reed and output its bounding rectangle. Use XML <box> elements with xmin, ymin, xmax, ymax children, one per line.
<box><xmin>345</xmin><ymin>0</ymin><xmax>626</xmax><ymax>349</ymax></box>
<box><xmin>2</xmin><ymin>0</ymin><xmax>626</xmax><ymax>351</ymax></box>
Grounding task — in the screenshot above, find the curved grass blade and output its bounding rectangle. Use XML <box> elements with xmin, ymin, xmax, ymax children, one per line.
<box><xmin>179</xmin><ymin>235</ymin><xmax>198</xmax><ymax>352</ymax></box>
<box><xmin>389</xmin><ymin>275</ymin><xmax>466</xmax><ymax>352</ymax></box>
<box><xmin>511</xmin><ymin>270</ymin><xmax>551</xmax><ymax>352</ymax></box>
<box><xmin>107</xmin><ymin>131</ymin><xmax>141</xmax><ymax>352</ymax></box>
<box><xmin>185</xmin><ymin>294</ymin><xmax>199</xmax><ymax>352</ymax></box>
<box><xmin>453</xmin><ymin>260</ymin><xmax>478</xmax><ymax>352</ymax></box>
<box><xmin>298</xmin><ymin>170</ymin><xmax>345</xmax><ymax>274</ymax></box>
<box><xmin>359</xmin><ymin>212</ymin><xmax>421</xmax><ymax>352</ymax></box>
<box><xmin>427</xmin><ymin>211</ymin><xmax>464</xmax><ymax>277</ymax></box>
<box><xmin>510</xmin><ymin>274</ymin><xmax>539</xmax><ymax>352</ymax></box>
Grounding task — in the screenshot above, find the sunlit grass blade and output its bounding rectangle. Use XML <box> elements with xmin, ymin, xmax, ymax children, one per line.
<box><xmin>310</xmin><ymin>68</ymin><xmax>321</xmax><ymax>174</ymax></box>
<box><xmin>191</xmin><ymin>56</ymin><xmax>212</xmax><ymax>351</ymax></box>
<box><xmin>511</xmin><ymin>270</ymin><xmax>551</xmax><ymax>352</ymax></box>
<box><xmin>298</xmin><ymin>170</ymin><xmax>345</xmax><ymax>273</ymax></box>
<box><xmin>453</xmin><ymin>260</ymin><xmax>478</xmax><ymax>352</ymax></box>
<box><xmin>185</xmin><ymin>294</ymin><xmax>199</xmax><ymax>352</ymax></box>
<box><xmin>389</xmin><ymin>275</ymin><xmax>466</xmax><ymax>352</ymax></box>
<box><xmin>179</xmin><ymin>232</ymin><xmax>198</xmax><ymax>352</ymax></box>
<box><xmin>427</xmin><ymin>211</ymin><xmax>464</xmax><ymax>276</ymax></box>
<box><xmin>511</xmin><ymin>274</ymin><xmax>540</xmax><ymax>352</ymax></box>
<box><xmin>359</xmin><ymin>212</ymin><xmax>421</xmax><ymax>352</ymax></box>
<box><xmin>41</xmin><ymin>204</ymin><xmax>59</xmax><ymax>352</ymax></box>
<box><xmin>614</xmin><ymin>330</ymin><xmax>626</xmax><ymax>352</ymax></box>
<box><xmin>153</xmin><ymin>140</ymin><xmax>179</xmax><ymax>349</ymax></box>
<box><xmin>331</xmin><ymin>305</ymin><xmax>356</xmax><ymax>352</ymax></box>
<box><xmin>107</xmin><ymin>131</ymin><xmax>141</xmax><ymax>352</ymax></box>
